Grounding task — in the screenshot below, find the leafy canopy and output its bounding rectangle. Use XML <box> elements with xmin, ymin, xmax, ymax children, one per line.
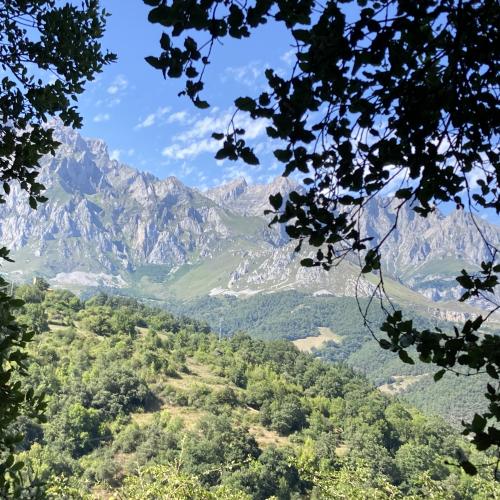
<box><xmin>15</xmin><ymin>288</ymin><xmax>500</xmax><ymax>496</ymax></box>
<box><xmin>144</xmin><ymin>0</ymin><xmax>500</xmax><ymax>473</ymax></box>
<box><xmin>0</xmin><ymin>0</ymin><xmax>114</xmax><ymax>494</ymax></box>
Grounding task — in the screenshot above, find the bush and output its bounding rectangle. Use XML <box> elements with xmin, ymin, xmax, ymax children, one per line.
<box><xmin>260</xmin><ymin>396</ymin><xmax>309</xmax><ymax>436</ymax></box>
<box><xmin>87</xmin><ymin>367</ymin><xmax>151</xmax><ymax>418</ymax></box>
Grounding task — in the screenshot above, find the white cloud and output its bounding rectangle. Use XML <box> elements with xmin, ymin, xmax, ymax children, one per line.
<box><xmin>174</xmin><ymin>109</ymin><xmax>267</xmax><ymax>143</ymax></box>
<box><xmin>135</xmin><ymin>106</ymin><xmax>171</xmax><ymax>129</ymax></box>
<box><xmin>110</xmin><ymin>148</ymin><xmax>135</xmax><ymax>162</ymax></box>
<box><xmin>180</xmin><ymin>163</ymin><xmax>194</xmax><ymax>176</ymax></box>
<box><xmin>107</xmin><ymin>97</ymin><xmax>121</xmax><ymax>107</ymax></box>
<box><xmin>136</xmin><ymin>113</ymin><xmax>156</xmax><ymax>129</ymax></box>
<box><xmin>167</xmin><ymin>110</ymin><xmax>190</xmax><ymax>124</ymax></box>
<box><xmin>244</xmin><ymin>118</ymin><xmax>267</xmax><ymax>139</ymax></box>
<box><xmin>161</xmin><ymin>106</ymin><xmax>269</xmax><ymax>163</ymax></box>
<box><xmin>281</xmin><ymin>49</ymin><xmax>295</xmax><ymax>66</ymax></box>
<box><xmin>162</xmin><ymin>138</ymin><xmax>219</xmax><ymax>160</ymax></box>
<box><xmin>173</xmin><ymin>113</ymin><xmax>230</xmax><ymax>142</ymax></box>
<box><xmin>110</xmin><ymin>149</ymin><xmax>121</xmax><ymax>161</ymax></box>
<box><xmin>95</xmin><ymin>96</ymin><xmax>121</xmax><ymax>109</ymax></box>
<box><xmin>93</xmin><ymin>113</ymin><xmax>110</xmax><ymax>123</ymax></box>
<box><xmin>107</xmin><ymin>74</ymin><xmax>128</xmax><ymax>95</ymax></box>
<box><xmin>222</xmin><ymin>164</ymin><xmax>253</xmax><ymax>183</ymax></box>
<box><xmin>222</xmin><ymin>61</ymin><xmax>264</xmax><ymax>86</ymax></box>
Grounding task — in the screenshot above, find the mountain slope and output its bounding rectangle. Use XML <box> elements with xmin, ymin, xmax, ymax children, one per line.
<box><xmin>14</xmin><ymin>286</ymin><xmax>497</xmax><ymax>498</ymax></box>
<box><xmin>0</xmin><ymin>124</ymin><xmax>498</xmax><ymax>315</ymax></box>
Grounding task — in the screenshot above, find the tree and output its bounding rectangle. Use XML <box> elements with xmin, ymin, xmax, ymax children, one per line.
<box><xmin>110</xmin><ymin>307</ymin><xmax>138</xmax><ymax>337</ymax></box>
<box><xmin>144</xmin><ymin>0</ymin><xmax>500</xmax><ymax>473</ymax></box>
<box><xmin>0</xmin><ymin>0</ymin><xmax>114</xmax><ymax>493</ymax></box>
<box><xmin>260</xmin><ymin>395</ymin><xmax>308</xmax><ymax>436</ymax></box>
<box><xmin>0</xmin><ymin>280</ymin><xmax>47</xmax><ymax>496</ymax></box>
<box><xmin>79</xmin><ymin>306</ymin><xmax>114</xmax><ymax>336</ymax></box>
<box><xmin>44</xmin><ymin>402</ymin><xmax>103</xmax><ymax>458</ymax></box>
<box><xmin>16</xmin><ymin>303</ymin><xmax>49</xmax><ymax>335</ymax></box>
<box><xmin>14</xmin><ymin>284</ymin><xmax>45</xmax><ymax>304</ymax></box>
<box><xmin>394</xmin><ymin>442</ymin><xmax>448</xmax><ymax>493</ymax></box>
<box><xmin>119</xmin><ymin>463</ymin><xmax>251</xmax><ymax>499</ymax></box>
<box><xmin>308</xmin><ymin>460</ymin><xmax>401</xmax><ymax>499</ymax></box>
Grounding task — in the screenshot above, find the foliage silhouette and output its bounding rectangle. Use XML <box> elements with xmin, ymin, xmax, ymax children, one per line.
<box><xmin>144</xmin><ymin>0</ymin><xmax>500</xmax><ymax>474</ymax></box>
<box><xmin>0</xmin><ymin>0</ymin><xmax>115</xmax><ymax>493</ymax></box>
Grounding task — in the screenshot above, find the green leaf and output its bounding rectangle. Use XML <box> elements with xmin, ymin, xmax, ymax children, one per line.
<box><xmin>274</xmin><ymin>149</ymin><xmax>293</xmax><ymax>162</ymax></box>
<box><xmin>471</xmin><ymin>413</ymin><xmax>486</xmax><ymax>432</ymax></box>
<box><xmin>460</xmin><ymin>460</ymin><xmax>478</xmax><ymax>476</ymax></box>
<box><xmin>240</xmin><ymin>148</ymin><xmax>259</xmax><ymax>165</ymax></box>
<box><xmin>215</xmin><ymin>148</ymin><xmax>228</xmax><ymax>160</ymax></box>
<box><xmin>193</xmin><ymin>98</ymin><xmax>209</xmax><ymax>109</ymax></box>
<box><xmin>10</xmin><ymin>461</ymin><xmax>24</xmax><ymax>472</ymax></box>
<box><xmin>145</xmin><ymin>56</ymin><xmax>163</xmax><ymax>69</ymax></box>
<box><xmin>379</xmin><ymin>339</ymin><xmax>392</xmax><ymax>349</ymax></box>
<box><xmin>186</xmin><ymin>66</ymin><xmax>198</xmax><ymax>78</ymax></box>
<box><xmin>399</xmin><ymin>333</ymin><xmax>413</xmax><ymax>348</ymax></box>
<box><xmin>148</xmin><ymin>5</ymin><xmax>169</xmax><ymax>24</ymax></box>
<box><xmin>258</xmin><ymin>92</ymin><xmax>271</xmax><ymax>106</ymax></box>
<box><xmin>433</xmin><ymin>369</ymin><xmax>446</xmax><ymax>381</ymax></box>
<box><xmin>486</xmin><ymin>364</ymin><xmax>498</xmax><ymax>379</ymax></box>
<box><xmin>160</xmin><ymin>32</ymin><xmax>170</xmax><ymax>50</ymax></box>
<box><xmin>395</xmin><ymin>188</ymin><xmax>412</xmax><ymax>200</ymax></box>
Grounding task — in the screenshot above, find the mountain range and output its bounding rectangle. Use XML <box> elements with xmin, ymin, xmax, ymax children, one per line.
<box><xmin>0</xmin><ymin>124</ymin><xmax>498</xmax><ymax>321</ymax></box>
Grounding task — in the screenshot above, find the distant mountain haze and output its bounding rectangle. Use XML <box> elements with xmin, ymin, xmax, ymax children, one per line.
<box><xmin>0</xmin><ymin>125</ymin><xmax>498</xmax><ymax>317</ymax></box>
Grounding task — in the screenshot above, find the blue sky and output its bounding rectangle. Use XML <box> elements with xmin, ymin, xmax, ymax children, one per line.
<box><xmin>75</xmin><ymin>2</ymin><xmax>498</xmax><ymax>225</ymax></box>
<box><xmin>77</xmin><ymin>1</ymin><xmax>295</xmax><ymax>188</ymax></box>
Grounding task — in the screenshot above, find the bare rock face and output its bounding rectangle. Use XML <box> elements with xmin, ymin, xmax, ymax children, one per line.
<box><xmin>206</xmin><ymin>175</ymin><xmax>299</xmax><ymax>216</ymax></box>
<box><xmin>1</xmin><ymin>123</ymin><xmax>499</xmax><ymax>310</ymax></box>
<box><xmin>0</xmin><ymin>124</ymin><xmax>261</xmax><ymax>276</ymax></box>
<box><xmin>358</xmin><ymin>198</ymin><xmax>500</xmax><ymax>301</ymax></box>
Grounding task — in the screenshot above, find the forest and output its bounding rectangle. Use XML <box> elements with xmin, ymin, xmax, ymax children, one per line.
<box><xmin>6</xmin><ymin>281</ymin><xmax>499</xmax><ymax>498</ymax></box>
<box><xmin>166</xmin><ymin>292</ymin><xmax>489</xmax><ymax>426</ymax></box>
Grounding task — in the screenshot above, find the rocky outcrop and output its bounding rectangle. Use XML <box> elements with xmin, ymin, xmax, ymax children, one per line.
<box><xmin>1</xmin><ymin>123</ymin><xmax>499</xmax><ymax>310</ymax></box>
<box><xmin>206</xmin><ymin>175</ymin><xmax>299</xmax><ymax>216</ymax></box>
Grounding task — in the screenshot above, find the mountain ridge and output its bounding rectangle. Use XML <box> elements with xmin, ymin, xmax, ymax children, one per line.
<box><xmin>0</xmin><ymin>125</ymin><xmax>498</xmax><ymax>318</ymax></box>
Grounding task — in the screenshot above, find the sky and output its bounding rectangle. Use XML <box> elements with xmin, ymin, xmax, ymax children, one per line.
<box><xmin>73</xmin><ymin>2</ymin><xmax>498</xmax><ymax>225</ymax></box>
<box><xmin>77</xmin><ymin>1</ymin><xmax>295</xmax><ymax>189</ymax></box>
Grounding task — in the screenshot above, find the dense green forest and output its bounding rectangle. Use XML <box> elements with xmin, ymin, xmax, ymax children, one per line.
<box><xmin>156</xmin><ymin>291</ymin><xmax>487</xmax><ymax>425</ymax></box>
<box><xmin>6</xmin><ymin>283</ymin><xmax>498</xmax><ymax>498</ymax></box>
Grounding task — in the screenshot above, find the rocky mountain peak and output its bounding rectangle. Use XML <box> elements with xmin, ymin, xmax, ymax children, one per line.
<box><xmin>1</xmin><ymin>125</ymin><xmax>499</xmax><ymax>311</ymax></box>
<box><xmin>205</xmin><ymin>175</ymin><xmax>300</xmax><ymax>216</ymax></box>
<box><xmin>205</xmin><ymin>176</ymin><xmax>249</xmax><ymax>204</ymax></box>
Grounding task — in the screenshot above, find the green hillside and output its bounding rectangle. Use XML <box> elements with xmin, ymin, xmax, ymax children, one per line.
<box><xmin>8</xmin><ymin>284</ymin><xmax>498</xmax><ymax>498</ymax></box>
<box><xmin>162</xmin><ymin>291</ymin><xmax>490</xmax><ymax>426</ymax></box>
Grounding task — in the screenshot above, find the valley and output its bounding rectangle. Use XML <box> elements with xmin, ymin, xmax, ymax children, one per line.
<box><xmin>1</xmin><ymin>1</ymin><xmax>498</xmax><ymax>496</ymax></box>
<box><xmin>1</xmin><ymin>125</ymin><xmax>497</xmax><ymax>431</ymax></box>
